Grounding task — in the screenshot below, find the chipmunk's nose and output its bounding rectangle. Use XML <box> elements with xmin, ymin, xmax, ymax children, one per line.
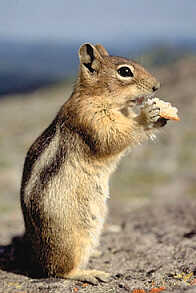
<box><xmin>152</xmin><ymin>81</ymin><xmax>160</xmax><ymax>92</ymax></box>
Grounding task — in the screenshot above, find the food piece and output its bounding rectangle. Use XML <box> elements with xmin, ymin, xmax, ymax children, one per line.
<box><xmin>153</xmin><ymin>97</ymin><xmax>180</xmax><ymax>121</ymax></box>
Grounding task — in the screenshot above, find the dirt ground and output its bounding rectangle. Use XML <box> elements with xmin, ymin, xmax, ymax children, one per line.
<box><xmin>1</xmin><ymin>56</ymin><xmax>196</xmax><ymax>292</ymax></box>
<box><xmin>0</xmin><ymin>194</ymin><xmax>196</xmax><ymax>293</ymax></box>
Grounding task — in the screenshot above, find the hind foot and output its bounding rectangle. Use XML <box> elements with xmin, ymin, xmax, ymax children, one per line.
<box><xmin>91</xmin><ymin>249</ymin><xmax>102</xmax><ymax>258</ymax></box>
<box><xmin>62</xmin><ymin>269</ymin><xmax>111</xmax><ymax>285</ymax></box>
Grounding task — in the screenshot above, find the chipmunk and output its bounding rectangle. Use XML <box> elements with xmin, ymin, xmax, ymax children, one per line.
<box><xmin>20</xmin><ymin>43</ymin><xmax>168</xmax><ymax>284</ymax></box>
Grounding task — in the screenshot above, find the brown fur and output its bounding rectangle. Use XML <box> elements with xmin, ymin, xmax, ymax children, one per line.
<box><xmin>20</xmin><ymin>43</ymin><xmax>165</xmax><ymax>284</ymax></box>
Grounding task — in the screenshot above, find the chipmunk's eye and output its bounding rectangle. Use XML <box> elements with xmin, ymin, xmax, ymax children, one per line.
<box><xmin>117</xmin><ymin>66</ymin><xmax>134</xmax><ymax>78</ymax></box>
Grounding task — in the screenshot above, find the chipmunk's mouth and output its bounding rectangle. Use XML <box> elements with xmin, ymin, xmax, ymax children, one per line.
<box><xmin>128</xmin><ymin>93</ymin><xmax>155</xmax><ymax>106</ymax></box>
<box><xmin>136</xmin><ymin>96</ymin><xmax>146</xmax><ymax>105</ymax></box>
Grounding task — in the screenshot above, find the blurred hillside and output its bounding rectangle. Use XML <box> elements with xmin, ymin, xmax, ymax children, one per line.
<box><xmin>0</xmin><ymin>39</ymin><xmax>196</xmax><ymax>96</ymax></box>
<box><xmin>0</xmin><ymin>54</ymin><xmax>196</xmax><ymax>223</ymax></box>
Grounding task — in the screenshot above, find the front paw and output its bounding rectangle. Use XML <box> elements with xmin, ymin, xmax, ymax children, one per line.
<box><xmin>141</xmin><ymin>99</ymin><xmax>162</xmax><ymax>129</ymax></box>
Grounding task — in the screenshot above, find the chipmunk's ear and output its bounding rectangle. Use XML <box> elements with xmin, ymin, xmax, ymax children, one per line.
<box><xmin>95</xmin><ymin>44</ymin><xmax>109</xmax><ymax>57</ymax></box>
<box><xmin>79</xmin><ymin>43</ymin><xmax>103</xmax><ymax>74</ymax></box>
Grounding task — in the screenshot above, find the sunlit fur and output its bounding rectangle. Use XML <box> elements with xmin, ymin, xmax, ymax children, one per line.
<box><xmin>20</xmin><ymin>43</ymin><xmax>163</xmax><ymax>284</ymax></box>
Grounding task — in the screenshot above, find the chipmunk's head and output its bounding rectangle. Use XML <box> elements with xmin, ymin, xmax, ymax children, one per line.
<box><xmin>78</xmin><ymin>43</ymin><xmax>160</xmax><ymax>110</ymax></box>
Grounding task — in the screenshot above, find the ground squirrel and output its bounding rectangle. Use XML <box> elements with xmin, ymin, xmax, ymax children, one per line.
<box><xmin>20</xmin><ymin>43</ymin><xmax>167</xmax><ymax>284</ymax></box>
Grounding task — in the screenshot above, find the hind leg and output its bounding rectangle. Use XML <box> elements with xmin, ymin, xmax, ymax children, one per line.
<box><xmin>56</xmin><ymin>236</ymin><xmax>110</xmax><ymax>284</ymax></box>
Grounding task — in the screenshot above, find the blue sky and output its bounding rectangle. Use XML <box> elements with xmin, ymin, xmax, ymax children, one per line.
<box><xmin>0</xmin><ymin>0</ymin><xmax>195</xmax><ymax>43</ymax></box>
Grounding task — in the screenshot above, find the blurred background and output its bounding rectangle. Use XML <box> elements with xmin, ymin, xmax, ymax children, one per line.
<box><xmin>0</xmin><ymin>0</ymin><xmax>196</xmax><ymax>236</ymax></box>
